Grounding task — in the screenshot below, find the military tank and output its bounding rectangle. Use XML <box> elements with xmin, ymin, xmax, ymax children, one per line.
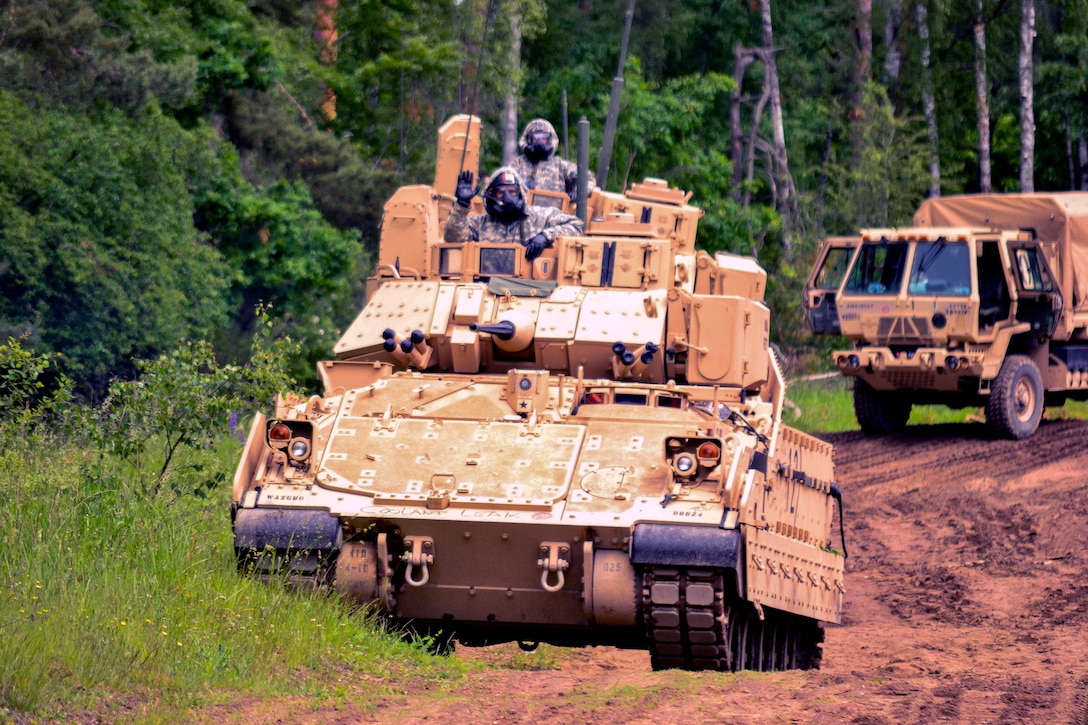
<box><xmin>232</xmin><ymin>115</ymin><xmax>845</xmax><ymax>671</ymax></box>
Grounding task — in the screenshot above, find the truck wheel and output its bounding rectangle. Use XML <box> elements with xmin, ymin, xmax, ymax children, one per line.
<box><xmin>986</xmin><ymin>354</ymin><xmax>1043</xmax><ymax>439</ymax></box>
<box><xmin>853</xmin><ymin>380</ymin><xmax>912</xmax><ymax>435</ymax></box>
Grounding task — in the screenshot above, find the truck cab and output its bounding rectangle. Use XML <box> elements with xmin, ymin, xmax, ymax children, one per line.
<box><xmin>804</xmin><ymin>225</ymin><xmax>1062</xmax><ymax>439</ymax></box>
<box><xmin>802</xmin><ymin>237</ymin><xmax>859</xmax><ymax>335</ymax></box>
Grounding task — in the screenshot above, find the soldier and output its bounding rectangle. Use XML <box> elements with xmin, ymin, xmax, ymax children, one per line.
<box><xmin>509</xmin><ymin>119</ymin><xmax>595</xmax><ymax>201</ymax></box>
<box><xmin>445</xmin><ymin>167</ymin><xmax>583</xmax><ymax>261</ymax></box>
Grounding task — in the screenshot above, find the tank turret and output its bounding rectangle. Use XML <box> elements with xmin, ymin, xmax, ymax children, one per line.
<box><xmin>234</xmin><ymin>116</ymin><xmax>844</xmax><ymax>672</ymax></box>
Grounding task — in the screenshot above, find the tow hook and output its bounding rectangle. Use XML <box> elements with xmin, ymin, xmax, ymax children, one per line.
<box><xmin>403</xmin><ymin>536</ymin><xmax>434</xmax><ymax>586</ymax></box>
<box><xmin>538</xmin><ymin>541</ymin><xmax>570</xmax><ymax>592</ymax></box>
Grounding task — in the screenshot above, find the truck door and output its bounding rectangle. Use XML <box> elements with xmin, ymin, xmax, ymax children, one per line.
<box><xmin>1007</xmin><ymin>240</ymin><xmax>1063</xmax><ymax>337</ymax></box>
<box><xmin>803</xmin><ymin>237</ymin><xmax>860</xmax><ymax>335</ymax></box>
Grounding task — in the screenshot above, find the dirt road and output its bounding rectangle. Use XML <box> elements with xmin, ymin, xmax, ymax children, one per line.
<box><xmin>212</xmin><ymin>418</ymin><xmax>1088</xmax><ymax>724</ymax></box>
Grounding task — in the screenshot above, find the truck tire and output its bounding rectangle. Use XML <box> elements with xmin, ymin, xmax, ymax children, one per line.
<box><xmin>853</xmin><ymin>380</ymin><xmax>912</xmax><ymax>435</ymax></box>
<box><xmin>986</xmin><ymin>354</ymin><xmax>1043</xmax><ymax>439</ymax></box>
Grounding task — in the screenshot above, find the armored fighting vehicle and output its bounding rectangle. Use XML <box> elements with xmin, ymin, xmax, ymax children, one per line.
<box><xmin>805</xmin><ymin>193</ymin><xmax>1088</xmax><ymax>439</ymax></box>
<box><xmin>233</xmin><ymin>116</ymin><xmax>845</xmax><ymax>671</ymax></box>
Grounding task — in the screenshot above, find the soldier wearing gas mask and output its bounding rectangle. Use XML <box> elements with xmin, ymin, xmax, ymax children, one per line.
<box><xmin>509</xmin><ymin>119</ymin><xmax>594</xmax><ymax>201</ymax></box>
<box><xmin>444</xmin><ymin>167</ymin><xmax>583</xmax><ymax>261</ymax></box>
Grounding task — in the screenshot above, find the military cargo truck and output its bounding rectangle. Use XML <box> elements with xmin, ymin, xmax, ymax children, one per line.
<box><xmin>804</xmin><ymin>193</ymin><xmax>1088</xmax><ymax>439</ymax></box>
<box><xmin>233</xmin><ymin>115</ymin><xmax>845</xmax><ymax>671</ymax></box>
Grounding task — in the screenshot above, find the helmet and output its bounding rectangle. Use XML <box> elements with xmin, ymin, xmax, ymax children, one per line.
<box><xmin>483</xmin><ymin>168</ymin><xmax>528</xmax><ymax>222</ymax></box>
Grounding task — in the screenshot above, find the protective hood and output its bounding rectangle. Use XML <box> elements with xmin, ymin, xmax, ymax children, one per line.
<box><xmin>519</xmin><ymin>119</ymin><xmax>559</xmax><ymax>150</ymax></box>
<box><xmin>483</xmin><ymin>166</ymin><xmax>530</xmax><ymax>222</ymax></box>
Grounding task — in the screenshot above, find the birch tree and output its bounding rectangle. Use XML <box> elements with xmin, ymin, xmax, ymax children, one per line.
<box><xmin>917</xmin><ymin>0</ymin><xmax>940</xmax><ymax>196</ymax></box>
<box><xmin>502</xmin><ymin>2</ymin><xmax>522</xmax><ymax>164</ymax></box>
<box><xmin>1020</xmin><ymin>0</ymin><xmax>1035</xmax><ymax>192</ymax></box>
<box><xmin>883</xmin><ymin>0</ymin><xmax>902</xmax><ymax>90</ymax></box>
<box><xmin>974</xmin><ymin>0</ymin><xmax>992</xmax><ymax>193</ymax></box>
<box><xmin>760</xmin><ymin>0</ymin><xmax>798</xmax><ymax>252</ymax></box>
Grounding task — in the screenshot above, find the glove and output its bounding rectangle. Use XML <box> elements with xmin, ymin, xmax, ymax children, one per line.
<box><xmin>455</xmin><ymin>170</ymin><xmax>476</xmax><ymax>208</ymax></box>
<box><xmin>522</xmin><ymin>176</ymin><xmax>536</xmax><ymax>190</ymax></box>
<box><xmin>524</xmin><ymin>233</ymin><xmax>549</xmax><ymax>261</ymax></box>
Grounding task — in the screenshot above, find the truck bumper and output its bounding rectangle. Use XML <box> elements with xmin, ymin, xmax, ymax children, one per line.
<box><xmin>832</xmin><ymin>347</ymin><xmax>984</xmax><ymax>392</ymax></box>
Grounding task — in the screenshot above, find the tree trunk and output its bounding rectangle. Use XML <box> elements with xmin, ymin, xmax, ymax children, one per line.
<box><xmin>1067</xmin><ymin>115</ymin><xmax>1075</xmax><ymax>190</ymax></box>
<box><xmin>1080</xmin><ymin>137</ymin><xmax>1088</xmax><ymax>191</ymax></box>
<box><xmin>314</xmin><ymin>0</ymin><xmax>338</xmax><ymax>122</ymax></box>
<box><xmin>918</xmin><ymin>0</ymin><xmax>940</xmax><ymax>196</ymax></box>
<box><xmin>730</xmin><ymin>46</ymin><xmax>757</xmax><ymax>196</ymax></box>
<box><xmin>759</xmin><ymin>0</ymin><xmax>798</xmax><ymax>253</ymax></box>
<box><xmin>501</xmin><ymin>2</ymin><xmax>522</xmax><ymax>165</ymax></box>
<box><xmin>974</xmin><ymin>0</ymin><xmax>992</xmax><ymax>193</ymax></box>
<box><xmin>883</xmin><ymin>0</ymin><xmax>903</xmax><ymax>90</ymax></box>
<box><xmin>856</xmin><ymin>0</ymin><xmax>872</xmax><ymax>84</ymax></box>
<box><xmin>1019</xmin><ymin>0</ymin><xmax>1035</xmax><ymax>192</ymax></box>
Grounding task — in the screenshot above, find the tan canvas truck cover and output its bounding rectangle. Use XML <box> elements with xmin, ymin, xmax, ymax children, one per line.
<box><xmin>914</xmin><ymin>193</ymin><xmax>1088</xmax><ymax>329</ymax></box>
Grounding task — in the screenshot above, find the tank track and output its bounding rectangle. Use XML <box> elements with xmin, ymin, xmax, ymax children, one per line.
<box><xmin>641</xmin><ymin>565</ymin><xmax>825</xmax><ymax>672</ymax></box>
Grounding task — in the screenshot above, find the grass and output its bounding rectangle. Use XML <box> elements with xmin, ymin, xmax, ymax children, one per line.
<box><xmin>782</xmin><ymin>371</ymin><xmax>1088</xmax><ymax>435</ymax></box>
<box><xmin>6</xmin><ymin>371</ymin><xmax>1088</xmax><ymax>721</ymax></box>
<box><xmin>0</xmin><ymin>431</ymin><xmax>465</xmax><ymax>722</ymax></box>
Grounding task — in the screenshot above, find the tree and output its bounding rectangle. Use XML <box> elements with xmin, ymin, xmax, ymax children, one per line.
<box><xmin>761</xmin><ymin>0</ymin><xmax>799</xmax><ymax>251</ymax></box>
<box><xmin>0</xmin><ymin>92</ymin><xmax>231</xmax><ymax>395</ymax></box>
<box><xmin>975</xmin><ymin>0</ymin><xmax>993</xmax><ymax>193</ymax></box>
<box><xmin>1020</xmin><ymin>0</ymin><xmax>1036</xmax><ymax>191</ymax></box>
<box><xmin>917</xmin><ymin>0</ymin><xmax>941</xmax><ymax>197</ymax></box>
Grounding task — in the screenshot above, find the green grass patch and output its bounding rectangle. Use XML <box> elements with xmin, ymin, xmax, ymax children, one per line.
<box><xmin>0</xmin><ymin>433</ymin><xmax>464</xmax><ymax>722</ymax></box>
<box><xmin>782</xmin><ymin>373</ymin><xmax>1088</xmax><ymax>436</ymax></box>
<box><xmin>783</xmin><ymin>374</ymin><xmax>972</xmax><ymax>435</ymax></box>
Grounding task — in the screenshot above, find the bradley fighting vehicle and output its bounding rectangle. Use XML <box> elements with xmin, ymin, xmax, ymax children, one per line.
<box><xmin>233</xmin><ymin>116</ymin><xmax>845</xmax><ymax>671</ymax></box>
<box><xmin>804</xmin><ymin>193</ymin><xmax>1088</xmax><ymax>439</ymax></box>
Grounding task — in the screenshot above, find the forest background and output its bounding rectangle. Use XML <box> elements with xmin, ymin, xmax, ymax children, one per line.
<box><xmin>3</xmin><ymin>0</ymin><xmax>1086</xmax><ymax>399</ymax></box>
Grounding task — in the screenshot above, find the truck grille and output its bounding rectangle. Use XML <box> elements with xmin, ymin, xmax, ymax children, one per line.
<box><xmin>876</xmin><ymin>316</ymin><xmax>930</xmax><ymax>342</ymax></box>
<box><xmin>885</xmin><ymin>370</ymin><xmax>936</xmax><ymax>388</ymax></box>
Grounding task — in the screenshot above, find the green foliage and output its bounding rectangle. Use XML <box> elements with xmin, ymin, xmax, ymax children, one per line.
<box><xmin>0</xmin><ymin>436</ymin><xmax>461</xmax><ymax>717</ymax></box>
<box><xmin>88</xmin><ymin>310</ymin><xmax>298</xmax><ymax>498</ymax></box>
<box><xmin>222</xmin><ymin>89</ymin><xmax>396</xmax><ymax>237</ymax></box>
<box><xmin>328</xmin><ymin>0</ymin><xmax>466</xmax><ymax>175</ymax></box>
<box><xmin>0</xmin><ymin>337</ymin><xmax>73</xmax><ymax>434</ymax></box>
<box><xmin>0</xmin><ymin>0</ymin><xmax>198</xmax><ymax>114</ymax></box>
<box><xmin>0</xmin><ymin>337</ymin><xmax>48</xmax><ymax>418</ymax></box>
<box><xmin>822</xmin><ymin>82</ymin><xmax>932</xmax><ymax>233</ymax></box>
<box><xmin>0</xmin><ymin>91</ymin><xmax>232</xmax><ymax>393</ymax></box>
<box><xmin>192</xmin><ymin>165</ymin><xmax>362</xmax><ymax>381</ymax></box>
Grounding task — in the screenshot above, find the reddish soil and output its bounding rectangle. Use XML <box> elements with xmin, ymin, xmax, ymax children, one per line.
<box><xmin>207</xmin><ymin>418</ymin><xmax>1088</xmax><ymax>724</ymax></box>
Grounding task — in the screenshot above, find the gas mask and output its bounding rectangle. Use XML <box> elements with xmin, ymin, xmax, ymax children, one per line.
<box><xmin>484</xmin><ymin>183</ymin><xmax>526</xmax><ymax>223</ymax></box>
<box><xmin>524</xmin><ymin>132</ymin><xmax>554</xmax><ymax>163</ymax></box>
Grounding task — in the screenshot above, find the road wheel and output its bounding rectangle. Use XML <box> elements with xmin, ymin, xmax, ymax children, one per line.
<box><xmin>987</xmin><ymin>354</ymin><xmax>1043</xmax><ymax>439</ymax></box>
<box><xmin>853</xmin><ymin>380</ymin><xmax>912</xmax><ymax>435</ymax></box>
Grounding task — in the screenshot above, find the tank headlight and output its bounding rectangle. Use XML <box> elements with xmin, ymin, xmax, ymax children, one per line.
<box><xmin>673</xmin><ymin>453</ymin><xmax>696</xmax><ymax>476</ymax></box>
<box><xmin>847</xmin><ymin>355</ymin><xmax>860</xmax><ymax>370</ymax></box>
<box><xmin>268</xmin><ymin>423</ymin><xmax>292</xmax><ymax>448</ymax></box>
<box><xmin>696</xmin><ymin>441</ymin><xmax>721</xmax><ymax>466</ymax></box>
<box><xmin>288</xmin><ymin>438</ymin><xmax>311</xmax><ymax>462</ymax></box>
<box><xmin>945</xmin><ymin>355</ymin><xmax>959</xmax><ymax>371</ymax></box>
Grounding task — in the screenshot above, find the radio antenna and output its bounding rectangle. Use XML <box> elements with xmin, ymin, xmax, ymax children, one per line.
<box><xmin>596</xmin><ymin>0</ymin><xmax>636</xmax><ymax>191</ymax></box>
<box><xmin>459</xmin><ymin>0</ymin><xmax>500</xmax><ymax>174</ymax></box>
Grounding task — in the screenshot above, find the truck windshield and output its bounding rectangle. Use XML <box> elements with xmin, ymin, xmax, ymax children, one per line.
<box><xmin>843</xmin><ymin>242</ymin><xmax>908</xmax><ymax>295</ymax></box>
<box><xmin>814</xmin><ymin>247</ymin><xmax>854</xmax><ymax>290</ymax></box>
<box><xmin>907</xmin><ymin>241</ymin><xmax>971</xmax><ymax>296</ymax></box>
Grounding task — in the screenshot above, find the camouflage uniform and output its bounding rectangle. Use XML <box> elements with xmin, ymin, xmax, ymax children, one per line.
<box><xmin>444</xmin><ymin>166</ymin><xmax>584</xmax><ymax>245</ymax></box>
<box><xmin>509</xmin><ymin>119</ymin><xmax>596</xmax><ymax>198</ymax></box>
